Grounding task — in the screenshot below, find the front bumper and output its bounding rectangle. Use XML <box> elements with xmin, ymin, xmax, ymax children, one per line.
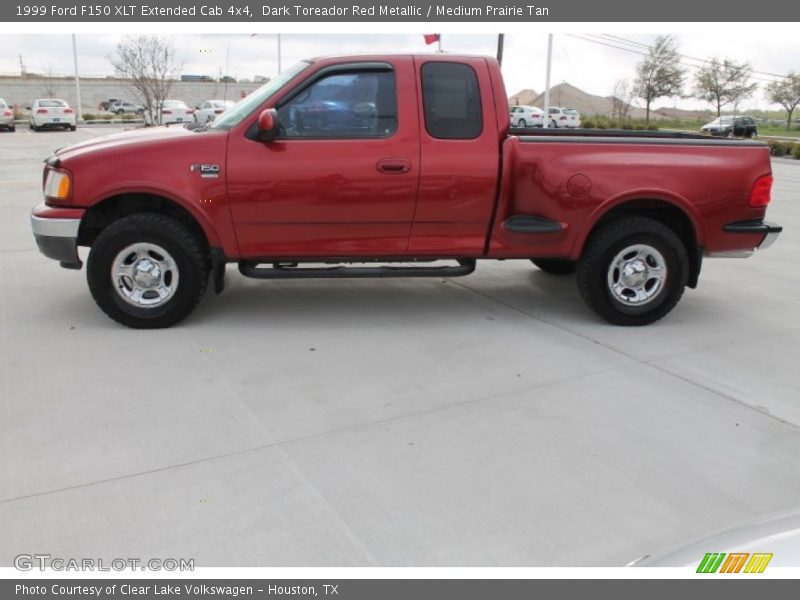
<box><xmin>30</xmin><ymin>204</ymin><xmax>85</xmax><ymax>269</ymax></box>
<box><xmin>707</xmin><ymin>220</ymin><xmax>782</xmax><ymax>258</ymax></box>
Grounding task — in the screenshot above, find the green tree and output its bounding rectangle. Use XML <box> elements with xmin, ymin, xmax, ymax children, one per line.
<box><xmin>767</xmin><ymin>73</ymin><xmax>800</xmax><ymax>130</ymax></box>
<box><xmin>633</xmin><ymin>35</ymin><xmax>685</xmax><ymax>124</ymax></box>
<box><xmin>694</xmin><ymin>57</ymin><xmax>758</xmax><ymax>117</ymax></box>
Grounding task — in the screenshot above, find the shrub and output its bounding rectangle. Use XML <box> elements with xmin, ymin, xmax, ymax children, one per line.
<box><xmin>647</xmin><ymin>124</ymin><xmax>659</xmax><ymax>131</ymax></box>
<box><xmin>582</xmin><ymin>118</ymin><xmax>595</xmax><ymax>129</ymax></box>
<box><xmin>768</xmin><ymin>141</ymin><xmax>793</xmax><ymax>156</ymax></box>
<box><xmin>793</xmin><ymin>144</ymin><xmax>800</xmax><ymax>160</ymax></box>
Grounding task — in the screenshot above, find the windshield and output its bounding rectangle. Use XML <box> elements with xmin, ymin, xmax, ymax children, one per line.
<box><xmin>210</xmin><ymin>61</ymin><xmax>311</xmax><ymax>130</ymax></box>
<box><xmin>564</xmin><ymin>109</ymin><xmax>578</xmax><ymax>116</ymax></box>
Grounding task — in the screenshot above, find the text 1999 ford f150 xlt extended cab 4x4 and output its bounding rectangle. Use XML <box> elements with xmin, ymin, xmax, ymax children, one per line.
<box><xmin>30</xmin><ymin>54</ymin><xmax>782</xmax><ymax>328</ymax></box>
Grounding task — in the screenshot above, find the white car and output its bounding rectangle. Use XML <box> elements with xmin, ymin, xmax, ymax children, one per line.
<box><xmin>29</xmin><ymin>99</ymin><xmax>76</xmax><ymax>132</ymax></box>
<box><xmin>509</xmin><ymin>105</ymin><xmax>544</xmax><ymax>128</ymax></box>
<box><xmin>194</xmin><ymin>100</ymin><xmax>235</xmax><ymax>124</ymax></box>
<box><xmin>629</xmin><ymin>508</ymin><xmax>800</xmax><ymax>569</ymax></box>
<box><xmin>146</xmin><ymin>99</ymin><xmax>195</xmax><ymax>126</ymax></box>
<box><xmin>0</xmin><ymin>98</ymin><xmax>15</xmax><ymax>132</ymax></box>
<box><xmin>546</xmin><ymin>106</ymin><xmax>582</xmax><ymax>128</ymax></box>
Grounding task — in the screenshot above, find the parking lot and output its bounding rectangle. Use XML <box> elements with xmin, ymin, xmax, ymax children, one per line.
<box><xmin>1</xmin><ymin>124</ymin><xmax>799</xmax><ymax>567</ymax></box>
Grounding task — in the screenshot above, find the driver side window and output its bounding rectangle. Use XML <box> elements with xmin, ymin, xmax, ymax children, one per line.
<box><xmin>276</xmin><ymin>70</ymin><xmax>397</xmax><ymax>139</ymax></box>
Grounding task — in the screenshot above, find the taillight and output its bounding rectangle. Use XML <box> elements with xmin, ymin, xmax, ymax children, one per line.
<box><xmin>37</xmin><ymin>108</ymin><xmax>48</xmax><ymax>114</ymax></box>
<box><xmin>63</xmin><ymin>108</ymin><xmax>74</xmax><ymax>114</ymax></box>
<box><xmin>214</xmin><ymin>109</ymin><xmax>223</xmax><ymax>114</ymax></box>
<box><xmin>560</xmin><ymin>116</ymin><xmax>567</xmax><ymax>120</ymax></box>
<box><xmin>749</xmin><ymin>175</ymin><xmax>773</xmax><ymax>208</ymax></box>
<box><xmin>186</xmin><ymin>109</ymin><xmax>195</xmax><ymax>114</ymax></box>
<box><xmin>161</xmin><ymin>109</ymin><xmax>172</xmax><ymax>114</ymax></box>
<box><xmin>3</xmin><ymin>110</ymin><xmax>11</xmax><ymax>117</ymax></box>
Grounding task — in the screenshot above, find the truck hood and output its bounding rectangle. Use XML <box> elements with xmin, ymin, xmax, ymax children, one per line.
<box><xmin>54</xmin><ymin>125</ymin><xmax>201</xmax><ymax>162</ymax></box>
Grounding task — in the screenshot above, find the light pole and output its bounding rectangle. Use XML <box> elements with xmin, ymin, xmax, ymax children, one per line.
<box><xmin>543</xmin><ymin>34</ymin><xmax>553</xmax><ymax>129</ymax></box>
<box><xmin>72</xmin><ymin>34</ymin><xmax>82</xmax><ymax>120</ymax></box>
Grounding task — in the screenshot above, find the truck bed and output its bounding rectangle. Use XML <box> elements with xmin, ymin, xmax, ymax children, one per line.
<box><xmin>509</xmin><ymin>127</ymin><xmax>765</xmax><ymax>146</ymax></box>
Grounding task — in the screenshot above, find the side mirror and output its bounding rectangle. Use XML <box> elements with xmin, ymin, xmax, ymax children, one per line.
<box><xmin>257</xmin><ymin>108</ymin><xmax>279</xmax><ymax>141</ymax></box>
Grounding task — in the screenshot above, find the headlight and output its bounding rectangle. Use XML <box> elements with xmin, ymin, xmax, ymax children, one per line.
<box><xmin>44</xmin><ymin>169</ymin><xmax>71</xmax><ymax>200</ymax></box>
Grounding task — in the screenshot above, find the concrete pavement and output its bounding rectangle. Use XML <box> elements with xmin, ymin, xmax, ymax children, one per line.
<box><xmin>1</xmin><ymin>125</ymin><xmax>798</xmax><ymax>566</ymax></box>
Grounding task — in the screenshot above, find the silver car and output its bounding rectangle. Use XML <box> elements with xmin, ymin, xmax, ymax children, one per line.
<box><xmin>0</xmin><ymin>98</ymin><xmax>15</xmax><ymax>132</ymax></box>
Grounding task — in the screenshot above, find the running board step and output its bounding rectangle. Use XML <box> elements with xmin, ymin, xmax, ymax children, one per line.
<box><xmin>504</xmin><ymin>215</ymin><xmax>564</xmax><ymax>234</ymax></box>
<box><xmin>238</xmin><ymin>259</ymin><xmax>476</xmax><ymax>280</ymax></box>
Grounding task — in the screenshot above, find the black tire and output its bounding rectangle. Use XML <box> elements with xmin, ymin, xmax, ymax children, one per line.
<box><xmin>69</xmin><ymin>125</ymin><xmax>76</xmax><ymax>131</ymax></box>
<box><xmin>519</xmin><ymin>119</ymin><xmax>527</xmax><ymax>128</ymax></box>
<box><xmin>87</xmin><ymin>213</ymin><xmax>209</xmax><ymax>329</ymax></box>
<box><xmin>531</xmin><ymin>258</ymin><xmax>576</xmax><ymax>275</ymax></box>
<box><xmin>9</xmin><ymin>124</ymin><xmax>15</xmax><ymax>132</ymax></box>
<box><xmin>576</xmin><ymin>217</ymin><xmax>688</xmax><ymax>326</ymax></box>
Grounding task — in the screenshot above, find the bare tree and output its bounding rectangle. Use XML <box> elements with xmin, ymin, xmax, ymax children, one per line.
<box><xmin>633</xmin><ymin>35</ymin><xmax>685</xmax><ymax>124</ymax></box>
<box><xmin>611</xmin><ymin>79</ymin><xmax>633</xmax><ymax>123</ymax></box>
<box><xmin>694</xmin><ymin>57</ymin><xmax>757</xmax><ymax>117</ymax></box>
<box><xmin>110</xmin><ymin>36</ymin><xmax>179</xmax><ymax>125</ymax></box>
<box><xmin>767</xmin><ymin>72</ymin><xmax>800</xmax><ymax>130</ymax></box>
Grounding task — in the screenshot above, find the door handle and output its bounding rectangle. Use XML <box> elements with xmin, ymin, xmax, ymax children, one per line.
<box><xmin>376</xmin><ymin>158</ymin><xmax>411</xmax><ymax>174</ymax></box>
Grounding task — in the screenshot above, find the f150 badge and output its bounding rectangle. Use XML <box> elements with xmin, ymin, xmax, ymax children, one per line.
<box><xmin>190</xmin><ymin>164</ymin><xmax>220</xmax><ymax>179</ymax></box>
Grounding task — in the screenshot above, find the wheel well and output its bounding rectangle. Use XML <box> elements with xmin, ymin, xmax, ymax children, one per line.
<box><xmin>77</xmin><ymin>194</ymin><xmax>209</xmax><ymax>252</ymax></box>
<box><xmin>586</xmin><ymin>199</ymin><xmax>702</xmax><ymax>288</ymax></box>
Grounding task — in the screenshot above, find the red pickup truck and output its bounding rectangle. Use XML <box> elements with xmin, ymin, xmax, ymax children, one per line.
<box><xmin>31</xmin><ymin>54</ymin><xmax>782</xmax><ymax>329</ymax></box>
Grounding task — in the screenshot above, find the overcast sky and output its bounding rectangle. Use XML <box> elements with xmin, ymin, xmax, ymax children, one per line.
<box><xmin>2</xmin><ymin>33</ymin><xmax>798</xmax><ymax>111</ymax></box>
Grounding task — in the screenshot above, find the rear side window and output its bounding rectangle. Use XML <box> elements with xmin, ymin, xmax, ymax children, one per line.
<box><xmin>421</xmin><ymin>62</ymin><xmax>482</xmax><ymax>139</ymax></box>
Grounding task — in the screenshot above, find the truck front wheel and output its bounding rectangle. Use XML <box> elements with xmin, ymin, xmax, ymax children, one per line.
<box><xmin>87</xmin><ymin>213</ymin><xmax>209</xmax><ymax>329</ymax></box>
<box><xmin>576</xmin><ymin>217</ymin><xmax>688</xmax><ymax>326</ymax></box>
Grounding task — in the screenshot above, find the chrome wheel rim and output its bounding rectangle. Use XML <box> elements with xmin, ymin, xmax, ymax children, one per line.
<box><xmin>607</xmin><ymin>244</ymin><xmax>667</xmax><ymax>306</ymax></box>
<box><xmin>111</xmin><ymin>243</ymin><xmax>179</xmax><ymax>308</ymax></box>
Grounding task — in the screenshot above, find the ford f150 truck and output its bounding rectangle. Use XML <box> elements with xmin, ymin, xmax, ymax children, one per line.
<box><xmin>30</xmin><ymin>54</ymin><xmax>782</xmax><ymax>329</ymax></box>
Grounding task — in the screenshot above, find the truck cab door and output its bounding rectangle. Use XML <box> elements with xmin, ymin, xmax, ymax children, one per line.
<box><xmin>409</xmin><ymin>57</ymin><xmax>502</xmax><ymax>255</ymax></box>
<box><xmin>226</xmin><ymin>58</ymin><xmax>420</xmax><ymax>258</ymax></box>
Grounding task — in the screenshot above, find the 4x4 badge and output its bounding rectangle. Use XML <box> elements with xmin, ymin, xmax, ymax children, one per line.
<box><xmin>190</xmin><ymin>164</ymin><xmax>220</xmax><ymax>178</ymax></box>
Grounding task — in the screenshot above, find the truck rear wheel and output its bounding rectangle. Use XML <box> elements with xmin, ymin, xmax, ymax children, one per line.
<box><xmin>531</xmin><ymin>258</ymin><xmax>576</xmax><ymax>275</ymax></box>
<box><xmin>87</xmin><ymin>213</ymin><xmax>209</xmax><ymax>329</ymax></box>
<box><xmin>576</xmin><ymin>217</ymin><xmax>688</xmax><ymax>326</ymax></box>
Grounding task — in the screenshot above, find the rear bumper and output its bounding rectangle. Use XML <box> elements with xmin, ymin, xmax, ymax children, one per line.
<box><xmin>30</xmin><ymin>204</ymin><xmax>85</xmax><ymax>269</ymax></box>
<box><xmin>707</xmin><ymin>220</ymin><xmax>782</xmax><ymax>258</ymax></box>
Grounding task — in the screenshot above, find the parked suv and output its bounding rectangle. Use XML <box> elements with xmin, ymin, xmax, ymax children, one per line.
<box><xmin>701</xmin><ymin>116</ymin><xmax>758</xmax><ymax>138</ymax></box>
<box><xmin>109</xmin><ymin>101</ymin><xmax>144</xmax><ymax>115</ymax></box>
<box><xmin>98</xmin><ymin>98</ymin><xmax>120</xmax><ymax>112</ymax></box>
<box><xmin>546</xmin><ymin>106</ymin><xmax>581</xmax><ymax>128</ymax></box>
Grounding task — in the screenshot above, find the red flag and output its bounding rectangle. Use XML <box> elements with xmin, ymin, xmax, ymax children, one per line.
<box><xmin>423</xmin><ymin>34</ymin><xmax>440</xmax><ymax>45</ymax></box>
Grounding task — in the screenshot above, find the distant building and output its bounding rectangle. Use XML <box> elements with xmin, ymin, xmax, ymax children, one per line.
<box><xmin>180</xmin><ymin>74</ymin><xmax>214</xmax><ymax>82</ymax></box>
